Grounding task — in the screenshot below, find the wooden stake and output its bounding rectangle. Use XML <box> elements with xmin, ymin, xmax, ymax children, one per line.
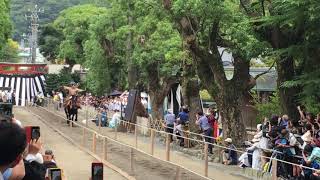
<box><xmin>103</xmin><ymin>137</ymin><xmax>107</xmax><ymax>160</ymax></box>
<box><xmin>272</xmin><ymin>158</ymin><xmax>277</xmax><ymax>180</ymax></box>
<box><xmin>115</xmin><ymin>125</ymin><xmax>118</xmax><ymax>140</ymax></box>
<box><xmin>92</xmin><ymin>132</ymin><xmax>96</xmax><ymax>154</ymax></box>
<box><xmin>150</xmin><ymin>129</ymin><xmax>155</xmax><ymax>156</ymax></box>
<box><xmin>204</xmin><ymin>143</ymin><xmax>208</xmax><ymax>177</ymax></box>
<box><xmin>175</xmin><ymin>166</ymin><xmax>181</xmax><ymax>180</ymax></box>
<box><xmin>135</xmin><ymin>125</ymin><xmax>138</xmax><ymax>148</ymax></box>
<box><xmin>130</xmin><ymin>148</ymin><xmax>134</xmax><ymax>174</ymax></box>
<box><xmin>82</xmin><ymin>128</ymin><xmax>86</xmax><ymax>146</ymax></box>
<box><xmin>166</xmin><ymin>133</ymin><xmax>170</xmax><ymax>161</ymax></box>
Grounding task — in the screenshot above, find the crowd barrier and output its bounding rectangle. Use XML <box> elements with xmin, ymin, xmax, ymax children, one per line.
<box><xmin>26</xmin><ymin>99</ymin><xmax>210</xmax><ymax>180</ymax></box>
<box><xmin>27</xmin><ymin>98</ymin><xmax>320</xmax><ymax>180</ymax></box>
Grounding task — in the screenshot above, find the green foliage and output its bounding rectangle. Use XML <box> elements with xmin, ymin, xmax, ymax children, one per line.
<box><xmin>39</xmin><ymin>24</ymin><xmax>63</xmax><ymax>61</ymax></box>
<box><xmin>0</xmin><ymin>39</ymin><xmax>19</xmax><ymax>62</ymax></box>
<box><xmin>45</xmin><ymin>67</ymin><xmax>80</xmax><ymax>94</ymax></box>
<box><xmin>199</xmin><ymin>90</ymin><xmax>213</xmax><ymax>101</ymax></box>
<box><xmin>54</xmin><ymin>4</ymin><xmax>109</xmax><ymax>65</ymax></box>
<box><xmin>10</xmin><ymin>0</ymin><xmax>90</xmax><ymax>40</ymax></box>
<box><xmin>0</xmin><ymin>0</ymin><xmax>12</xmax><ymax>53</ymax></box>
<box><xmin>254</xmin><ymin>92</ymin><xmax>281</xmax><ymax>123</ymax></box>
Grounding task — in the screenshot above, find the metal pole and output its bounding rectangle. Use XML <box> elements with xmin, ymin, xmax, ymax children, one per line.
<box><xmin>135</xmin><ymin>124</ymin><xmax>138</xmax><ymax>148</ymax></box>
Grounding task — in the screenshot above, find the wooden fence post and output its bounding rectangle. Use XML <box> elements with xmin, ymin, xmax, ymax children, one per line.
<box><xmin>85</xmin><ymin>105</ymin><xmax>88</xmax><ymax>127</ymax></box>
<box><xmin>135</xmin><ymin>125</ymin><xmax>138</xmax><ymax>148</ymax></box>
<box><xmin>150</xmin><ymin>129</ymin><xmax>155</xmax><ymax>156</ymax></box>
<box><xmin>92</xmin><ymin>132</ymin><xmax>96</xmax><ymax>154</ymax></box>
<box><xmin>272</xmin><ymin>158</ymin><xmax>277</xmax><ymax>180</ymax></box>
<box><xmin>204</xmin><ymin>143</ymin><xmax>208</xmax><ymax>177</ymax></box>
<box><xmin>175</xmin><ymin>166</ymin><xmax>181</xmax><ymax>180</ymax></box>
<box><xmin>166</xmin><ymin>133</ymin><xmax>170</xmax><ymax>161</ymax></box>
<box><xmin>130</xmin><ymin>148</ymin><xmax>134</xmax><ymax>174</ymax></box>
<box><xmin>82</xmin><ymin>128</ymin><xmax>86</xmax><ymax>146</ymax></box>
<box><xmin>103</xmin><ymin>137</ymin><xmax>107</xmax><ymax>160</ymax></box>
<box><xmin>115</xmin><ymin>125</ymin><xmax>118</xmax><ymax>140</ymax></box>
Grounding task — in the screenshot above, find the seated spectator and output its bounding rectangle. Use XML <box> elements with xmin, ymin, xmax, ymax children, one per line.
<box><xmin>222</xmin><ymin>138</ymin><xmax>237</xmax><ymax>165</ymax></box>
<box><xmin>0</xmin><ymin>122</ymin><xmax>27</xmax><ymax>180</ymax></box>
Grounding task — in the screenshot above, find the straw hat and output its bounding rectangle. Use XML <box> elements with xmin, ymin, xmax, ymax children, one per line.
<box><xmin>225</xmin><ymin>138</ymin><xmax>232</xmax><ymax>143</ymax></box>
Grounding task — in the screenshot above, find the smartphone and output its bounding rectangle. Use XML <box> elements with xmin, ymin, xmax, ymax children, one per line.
<box><xmin>91</xmin><ymin>163</ymin><xmax>103</xmax><ymax>180</ymax></box>
<box><xmin>48</xmin><ymin>168</ymin><xmax>62</xmax><ymax>180</ymax></box>
<box><xmin>25</xmin><ymin>126</ymin><xmax>40</xmax><ymax>142</ymax></box>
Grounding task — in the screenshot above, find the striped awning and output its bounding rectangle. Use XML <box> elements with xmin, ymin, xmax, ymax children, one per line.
<box><xmin>0</xmin><ymin>74</ymin><xmax>46</xmax><ymax>106</ymax></box>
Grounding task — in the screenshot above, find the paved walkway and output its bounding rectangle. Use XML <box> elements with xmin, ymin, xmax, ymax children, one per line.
<box><xmin>15</xmin><ymin>107</ymin><xmax>126</xmax><ymax>180</ymax></box>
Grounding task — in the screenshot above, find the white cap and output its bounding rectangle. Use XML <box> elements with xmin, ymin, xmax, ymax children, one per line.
<box><xmin>225</xmin><ymin>138</ymin><xmax>232</xmax><ymax>143</ymax></box>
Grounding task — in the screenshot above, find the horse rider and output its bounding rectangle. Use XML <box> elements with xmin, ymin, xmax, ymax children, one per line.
<box><xmin>63</xmin><ymin>82</ymin><xmax>83</xmax><ymax>108</ymax></box>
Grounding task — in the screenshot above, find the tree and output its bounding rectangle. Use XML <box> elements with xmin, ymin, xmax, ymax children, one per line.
<box><xmin>0</xmin><ymin>39</ymin><xmax>19</xmax><ymax>62</ymax></box>
<box><xmin>53</xmin><ymin>4</ymin><xmax>109</xmax><ymax>67</ymax></box>
<box><xmin>161</xmin><ymin>0</ymin><xmax>269</xmax><ymax>144</ymax></box>
<box><xmin>38</xmin><ymin>24</ymin><xmax>63</xmax><ymax>61</ymax></box>
<box><xmin>132</xmin><ymin>2</ymin><xmax>185</xmax><ymax>122</ymax></box>
<box><xmin>241</xmin><ymin>0</ymin><xmax>320</xmax><ymax>122</ymax></box>
<box><xmin>10</xmin><ymin>0</ymin><xmax>91</xmax><ymax>40</ymax></box>
<box><xmin>0</xmin><ymin>0</ymin><xmax>12</xmax><ymax>54</ymax></box>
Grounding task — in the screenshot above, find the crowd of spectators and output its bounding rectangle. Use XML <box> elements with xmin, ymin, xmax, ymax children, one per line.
<box><xmin>0</xmin><ymin>116</ymin><xmax>60</xmax><ymax>180</ymax></box>
<box><xmin>236</xmin><ymin>106</ymin><xmax>320</xmax><ymax>179</ymax></box>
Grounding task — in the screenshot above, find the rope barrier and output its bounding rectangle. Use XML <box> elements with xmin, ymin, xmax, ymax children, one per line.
<box><xmin>15</xmin><ymin>97</ymin><xmax>320</xmax><ymax>174</ymax></box>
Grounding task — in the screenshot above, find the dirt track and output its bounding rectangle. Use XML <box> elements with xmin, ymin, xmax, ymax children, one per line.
<box><xmin>15</xmin><ymin>107</ymin><xmax>125</xmax><ymax>180</ymax></box>
<box><xmin>26</xmin><ymin>106</ymin><xmax>212</xmax><ymax>180</ymax></box>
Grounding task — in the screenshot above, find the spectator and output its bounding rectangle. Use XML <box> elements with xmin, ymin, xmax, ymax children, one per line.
<box><xmin>196</xmin><ymin>110</ymin><xmax>213</xmax><ymax>154</ymax></box>
<box><xmin>0</xmin><ymin>122</ymin><xmax>27</xmax><ymax>180</ymax></box>
<box><xmin>222</xmin><ymin>138</ymin><xmax>237</xmax><ymax>165</ymax></box>
<box><xmin>164</xmin><ymin>109</ymin><xmax>175</xmax><ymax>142</ymax></box>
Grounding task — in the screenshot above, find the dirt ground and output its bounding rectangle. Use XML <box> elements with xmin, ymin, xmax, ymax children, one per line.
<box><xmin>26</xmin><ymin>105</ymin><xmax>251</xmax><ymax>180</ymax></box>
<box><xmin>14</xmin><ymin>106</ymin><xmax>126</xmax><ymax>180</ymax></box>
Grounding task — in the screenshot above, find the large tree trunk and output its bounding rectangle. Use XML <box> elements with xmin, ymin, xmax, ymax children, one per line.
<box><xmin>127</xmin><ymin>2</ymin><xmax>138</xmax><ymax>89</ymax></box>
<box><xmin>149</xmin><ymin>91</ymin><xmax>165</xmax><ymax>123</ymax></box>
<box><xmin>277</xmin><ymin>56</ymin><xmax>299</xmax><ymax>123</ymax></box>
<box><xmin>269</xmin><ymin>27</ymin><xmax>300</xmax><ymax>122</ymax></box>
<box><xmin>181</xmin><ymin>65</ymin><xmax>202</xmax><ymax>132</ymax></box>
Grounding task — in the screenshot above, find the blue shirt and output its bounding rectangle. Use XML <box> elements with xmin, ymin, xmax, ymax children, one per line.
<box><xmin>2</xmin><ymin>168</ymin><xmax>12</xmax><ymax>180</ymax></box>
<box><xmin>228</xmin><ymin>144</ymin><xmax>238</xmax><ymax>164</ymax></box>
<box><xmin>165</xmin><ymin>113</ymin><xmax>176</xmax><ymax>125</ymax></box>
<box><xmin>178</xmin><ymin>111</ymin><xmax>189</xmax><ymax>123</ymax></box>
<box><xmin>198</xmin><ymin>115</ymin><xmax>210</xmax><ymax>131</ymax></box>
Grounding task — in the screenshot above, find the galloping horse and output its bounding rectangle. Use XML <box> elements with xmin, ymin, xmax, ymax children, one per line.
<box><xmin>64</xmin><ymin>96</ymin><xmax>80</xmax><ymax>126</ymax></box>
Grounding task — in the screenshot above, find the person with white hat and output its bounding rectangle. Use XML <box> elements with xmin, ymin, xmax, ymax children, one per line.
<box><xmin>222</xmin><ymin>138</ymin><xmax>237</xmax><ymax>165</ymax></box>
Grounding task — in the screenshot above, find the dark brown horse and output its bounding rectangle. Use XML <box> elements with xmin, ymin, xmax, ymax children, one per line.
<box><xmin>64</xmin><ymin>96</ymin><xmax>80</xmax><ymax>126</ymax></box>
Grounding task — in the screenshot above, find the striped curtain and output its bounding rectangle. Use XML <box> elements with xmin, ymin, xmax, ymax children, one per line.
<box><xmin>0</xmin><ymin>75</ymin><xmax>46</xmax><ymax>106</ymax></box>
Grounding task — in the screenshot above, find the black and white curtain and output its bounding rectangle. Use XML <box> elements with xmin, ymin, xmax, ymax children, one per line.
<box><xmin>0</xmin><ymin>75</ymin><xmax>46</xmax><ymax>106</ymax></box>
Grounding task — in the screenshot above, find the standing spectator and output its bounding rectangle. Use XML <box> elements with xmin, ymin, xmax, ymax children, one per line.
<box><xmin>0</xmin><ymin>122</ymin><xmax>27</xmax><ymax>180</ymax></box>
<box><xmin>58</xmin><ymin>91</ymin><xmax>64</xmax><ymax>109</ymax></box>
<box><xmin>164</xmin><ymin>109</ymin><xmax>175</xmax><ymax>142</ymax></box>
<box><xmin>53</xmin><ymin>93</ymin><xmax>60</xmax><ymax>111</ymax></box>
<box><xmin>222</xmin><ymin>138</ymin><xmax>238</xmax><ymax>165</ymax></box>
<box><xmin>178</xmin><ymin>106</ymin><xmax>189</xmax><ymax>125</ymax></box>
<box><xmin>196</xmin><ymin>111</ymin><xmax>213</xmax><ymax>154</ymax></box>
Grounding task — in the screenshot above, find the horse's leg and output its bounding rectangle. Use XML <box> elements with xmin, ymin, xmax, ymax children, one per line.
<box><xmin>75</xmin><ymin>108</ymin><xmax>78</xmax><ymax>122</ymax></box>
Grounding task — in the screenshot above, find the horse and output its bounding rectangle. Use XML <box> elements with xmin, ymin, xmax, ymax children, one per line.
<box><xmin>64</xmin><ymin>96</ymin><xmax>80</xmax><ymax>126</ymax></box>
